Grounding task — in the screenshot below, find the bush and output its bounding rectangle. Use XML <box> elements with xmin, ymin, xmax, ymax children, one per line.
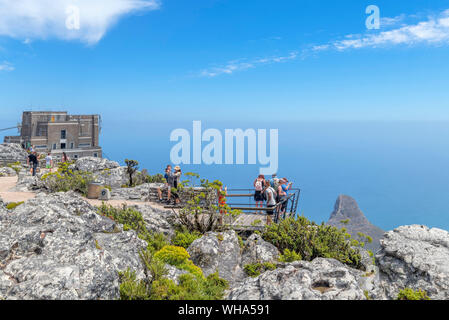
<box><xmin>119</xmin><ymin>269</ymin><xmax>149</xmax><ymax>300</ymax></box>
<box><xmin>279</xmin><ymin>249</ymin><xmax>302</xmax><ymax>263</ymax></box>
<box><xmin>262</xmin><ymin>216</ymin><xmax>363</xmax><ymax>269</ymax></box>
<box><xmin>97</xmin><ymin>203</ymin><xmax>169</xmax><ymax>252</ymax></box>
<box><xmin>150</xmin><ymin>272</ymin><xmax>228</xmax><ymax>300</ymax></box>
<box><xmin>244</xmin><ymin>262</ymin><xmax>277</xmax><ymax>277</ymax></box>
<box><xmin>6</xmin><ymin>201</ymin><xmax>24</xmax><ymax>210</ymax></box>
<box><xmin>119</xmin><ymin>247</ymin><xmax>228</xmax><ymax>301</ymax></box>
<box><xmin>397</xmin><ymin>288</ymin><xmax>430</xmax><ymax>300</ymax></box>
<box><xmin>172</xmin><ymin>229</ymin><xmax>202</xmax><ymax>249</ymax></box>
<box><xmin>7</xmin><ymin>162</ymin><xmax>21</xmax><ymax>175</ymax></box>
<box><xmin>177</xmin><ymin>173</ymin><xmax>241</xmax><ymax>234</ymax></box>
<box><xmin>41</xmin><ymin>164</ymin><xmax>93</xmax><ymax>196</ymax></box>
<box><xmin>154</xmin><ymin>245</ymin><xmax>203</xmax><ymax>278</ymax></box>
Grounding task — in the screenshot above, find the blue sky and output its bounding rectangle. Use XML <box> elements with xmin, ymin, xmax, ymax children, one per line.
<box><xmin>0</xmin><ymin>0</ymin><xmax>449</xmax><ymax>127</ymax></box>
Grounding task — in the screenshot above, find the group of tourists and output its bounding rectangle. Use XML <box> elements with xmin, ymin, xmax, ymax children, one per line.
<box><xmin>157</xmin><ymin>164</ymin><xmax>182</xmax><ymax>205</ymax></box>
<box><xmin>25</xmin><ymin>145</ymin><xmax>70</xmax><ymax>176</ymax></box>
<box><xmin>253</xmin><ymin>173</ymin><xmax>293</xmax><ymax>221</ymax></box>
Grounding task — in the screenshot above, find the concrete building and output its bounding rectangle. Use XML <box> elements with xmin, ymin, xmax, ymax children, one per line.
<box><xmin>4</xmin><ymin>111</ymin><xmax>102</xmax><ymax>160</ymax></box>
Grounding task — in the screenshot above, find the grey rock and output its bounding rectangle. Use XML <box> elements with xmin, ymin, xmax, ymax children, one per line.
<box><xmin>0</xmin><ymin>192</ymin><xmax>146</xmax><ymax>300</ymax></box>
<box><xmin>227</xmin><ymin>258</ymin><xmax>372</xmax><ymax>300</ymax></box>
<box><xmin>165</xmin><ymin>264</ymin><xmax>188</xmax><ymax>285</ymax></box>
<box><xmin>327</xmin><ymin>195</ymin><xmax>385</xmax><ymax>252</ymax></box>
<box><xmin>72</xmin><ymin>157</ymin><xmax>129</xmax><ymax>188</ymax></box>
<box><xmin>73</xmin><ymin>157</ymin><xmax>120</xmax><ymax>172</ymax></box>
<box><xmin>241</xmin><ymin>233</ymin><xmax>279</xmax><ymax>267</ymax></box>
<box><xmin>187</xmin><ymin>230</ymin><xmax>246</xmax><ymax>287</ymax></box>
<box><xmin>375</xmin><ymin>225</ymin><xmax>449</xmax><ymax>300</ymax></box>
<box><xmin>134</xmin><ymin>204</ymin><xmax>179</xmax><ymax>239</ymax></box>
<box><xmin>0</xmin><ymin>143</ymin><xmax>28</xmax><ymax>163</ymax></box>
<box><xmin>0</xmin><ymin>167</ymin><xmax>17</xmax><ymax>177</ymax></box>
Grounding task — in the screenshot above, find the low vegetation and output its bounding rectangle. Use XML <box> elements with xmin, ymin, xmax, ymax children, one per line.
<box><xmin>6</xmin><ymin>201</ymin><xmax>24</xmax><ymax>210</ymax></box>
<box><xmin>7</xmin><ymin>161</ymin><xmax>22</xmax><ymax>175</ymax></box>
<box><xmin>244</xmin><ymin>262</ymin><xmax>276</xmax><ymax>277</ymax></box>
<box><xmin>396</xmin><ymin>288</ymin><xmax>430</xmax><ymax>300</ymax></box>
<box><xmin>176</xmin><ymin>172</ymin><xmax>241</xmax><ymax>234</ymax></box>
<box><xmin>263</xmin><ymin>216</ymin><xmax>364</xmax><ymax>269</ymax></box>
<box><xmin>96</xmin><ymin>203</ymin><xmax>229</xmax><ymax>300</ymax></box>
<box><xmin>40</xmin><ymin>161</ymin><xmax>93</xmax><ymax>196</ymax></box>
<box><xmin>172</xmin><ymin>228</ymin><xmax>202</xmax><ymax>249</ymax></box>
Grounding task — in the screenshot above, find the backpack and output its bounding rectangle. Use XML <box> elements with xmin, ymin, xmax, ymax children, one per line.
<box><xmin>255</xmin><ymin>179</ymin><xmax>263</xmax><ymax>191</ymax></box>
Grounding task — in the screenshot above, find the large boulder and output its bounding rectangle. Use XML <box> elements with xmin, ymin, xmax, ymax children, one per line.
<box><xmin>375</xmin><ymin>225</ymin><xmax>449</xmax><ymax>300</ymax></box>
<box><xmin>187</xmin><ymin>230</ymin><xmax>246</xmax><ymax>287</ymax></box>
<box><xmin>72</xmin><ymin>157</ymin><xmax>120</xmax><ymax>172</ymax></box>
<box><xmin>133</xmin><ymin>204</ymin><xmax>178</xmax><ymax>239</ymax></box>
<box><xmin>0</xmin><ymin>192</ymin><xmax>146</xmax><ymax>300</ymax></box>
<box><xmin>327</xmin><ymin>195</ymin><xmax>385</xmax><ymax>252</ymax></box>
<box><xmin>71</xmin><ymin>157</ymin><xmax>128</xmax><ymax>188</ymax></box>
<box><xmin>241</xmin><ymin>233</ymin><xmax>280</xmax><ymax>266</ymax></box>
<box><xmin>0</xmin><ymin>167</ymin><xmax>17</xmax><ymax>177</ymax></box>
<box><xmin>0</xmin><ymin>143</ymin><xmax>27</xmax><ymax>164</ymax></box>
<box><xmin>227</xmin><ymin>258</ymin><xmax>375</xmax><ymax>300</ymax></box>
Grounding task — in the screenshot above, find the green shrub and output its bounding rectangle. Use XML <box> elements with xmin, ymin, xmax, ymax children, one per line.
<box><xmin>243</xmin><ymin>262</ymin><xmax>277</xmax><ymax>277</ymax></box>
<box><xmin>41</xmin><ymin>166</ymin><xmax>93</xmax><ymax>196</ymax></box>
<box><xmin>262</xmin><ymin>216</ymin><xmax>363</xmax><ymax>269</ymax></box>
<box><xmin>150</xmin><ymin>272</ymin><xmax>228</xmax><ymax>300</ymax></box>
<box><xmin>119</xmin><ymin>248</ymin><xmax>228</xmax><ymax>301</ymax></box>
<box><xmin>7</xmin><ymin>162</ymin><xmax>21</xmax><ymax>175</ymax></box>
<box><xmin>6</xmin><ymin>201</ymin><xmax>24</xmax><ymax>210</ymax></box>
<box><xmin>97</xmin><ymin>203</ymin><xmax>169</xmax><ymax>252</ymax></box>
<box><xmin>279</xmin><ymin>249</ymin><xmax>302</xmax><ymax>263</ymax></box>
<box><xmin>397</xmin><ymin>288</ymin><xmax>430</xmax><ymax>300</ymax></box>
<box><xmin>119</xmin><ymin>269</ymin><xmax>149</xmax><ymax>300</ymax></box>
<box><xmin>154</xmin><ymin>245</ymin><xmax>203</xmax><ymax>278</ymax></box>
<box><xmin>172</xmin><ymin>229</ymin><xmax>202</xmax><ymax>249</ymax></box>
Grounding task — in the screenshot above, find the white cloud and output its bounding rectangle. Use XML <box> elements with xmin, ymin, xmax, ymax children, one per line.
<box><xmin>0</xmin><ymin>61</ymin><xmax>14</xmax><ymax>72</ymax></box>
<box><xmin>330</xmin><ymin>9</ymin><xmax>449</xmax><ymax>50</ymax></box>
<box><xmin>201</xmin><ymin>51</ymin><xmax>298</xmax><ymax>77</ymax></box>
<box><xmin>0</xmin><ymin>0</ymin><xmax>160</xmax><ymax>44</ymax></box>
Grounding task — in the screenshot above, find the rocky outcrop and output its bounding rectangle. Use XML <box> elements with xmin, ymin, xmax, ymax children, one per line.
<box><xmin>375</xmin><ymin>225</ymin><xmax>449</xmax><ymax>300</ymax></box>
<box><xmin>0</xmin><ymin>167</ymin><xmax>17</xmax><ymax>177</ymax></box>
<box><xmin>71</xmin><ymin>157</ymin><xmax>128</xmax><ymax>188</ymax></box>
<box><xmin>327</xmin><ymin>195</ymin><xmax>384</xmax><ymax>252</ymax></box>
<box><xmin>0</xmin><ymin>192</ymin><xmax>146</xmax><ymax>300</ymax></box>
<box><xmin>0</xmin><ymin>143</ymin><xmax>28</xmax><ymax>164</ymax></box>
<box><xmin>227</xmin><ymin>258</ymin><xmax>376</xmax><ymax>300</ymax></box>
<box><xmin>187</xmin><ymin>230</ymin><xmax>246</xmax><ymax>287</ymax></box>
<box><xmin>241</xmin><ymin>233</ymin><xmax>280</xmax><ymax>266</ymax></box>
<box><xmin>132</xmin><ymin>204</ymin><xmax>178</xmax><ymax>238</ymax></box>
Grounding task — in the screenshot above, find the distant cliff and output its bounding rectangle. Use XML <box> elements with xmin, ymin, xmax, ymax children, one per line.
<box><xmin>327</xmin><ymin>195</ymin><xmax>384</xmax><ymax>252</ymax></box>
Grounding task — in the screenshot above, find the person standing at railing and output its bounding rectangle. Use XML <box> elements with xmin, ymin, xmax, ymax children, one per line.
<box><xmin>264</xmin><ymin>180</ymin><xmax>276</xmax><ymax>225</ymax></box>
<box><xmin>277</xmin><ymin>178</ymin><xmax>293</xmax><ymax>217</ymax></box>
<box><xmin>253</xmin><ymin>174</ymin><xmax>265</xmax><ymax>214</ymax></box>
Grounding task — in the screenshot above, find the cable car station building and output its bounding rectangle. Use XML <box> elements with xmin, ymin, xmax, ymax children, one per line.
<box><xmin>4</xmin><ymin>111</ymin><xmax>102</xmax><ymax>160</ymax></box>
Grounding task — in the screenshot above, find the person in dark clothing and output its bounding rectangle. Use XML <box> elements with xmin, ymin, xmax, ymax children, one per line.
<box><xmin>157</xmin><ymin>165</ymin><xmax>172</xmax><ymax>203</ymax></box>
<box><xmin>27</xmin><ymin>152</ymin><xmax>39</xmax><ymax>176</ymax></box>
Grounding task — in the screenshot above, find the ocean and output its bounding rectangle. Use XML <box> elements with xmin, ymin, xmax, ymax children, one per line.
<box><xmin>101</xmin><ymin>120</ymin><xmax>449</xmax><ymax>232</ymax></box>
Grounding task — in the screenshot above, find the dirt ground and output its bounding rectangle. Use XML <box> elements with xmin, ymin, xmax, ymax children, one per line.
<box><xmin>0</xmin><ymin>176</ymin><xmax>167</xmax><ymax>210</ymax></box>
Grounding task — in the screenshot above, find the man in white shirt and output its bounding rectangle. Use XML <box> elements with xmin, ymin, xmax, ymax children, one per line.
<box><xmin>45</xmin><ymin>153</ymin><xmax>53</xmax><ymax>172</ymax></box>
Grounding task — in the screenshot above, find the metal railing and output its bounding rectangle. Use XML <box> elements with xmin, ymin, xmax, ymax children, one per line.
<box><xmin>224</xmin><ymin>187</ymin><xmax>301</xmax><ymax>222</ymax></box>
